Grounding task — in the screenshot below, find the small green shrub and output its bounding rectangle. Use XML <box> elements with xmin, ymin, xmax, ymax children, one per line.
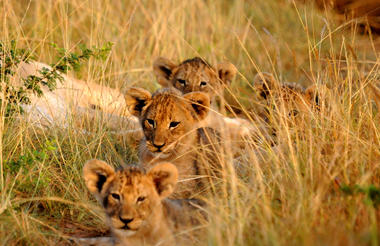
<box><xmin>0</xmin><ymin>40</ymin><xmax>113</xmax><ymax>117</ymax></box>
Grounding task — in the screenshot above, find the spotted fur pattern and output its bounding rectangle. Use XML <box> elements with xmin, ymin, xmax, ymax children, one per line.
<box><xmin>153</xmin><ymin>57</ymin><xmax>236</xmax><ymax>103</ymax></box>
<box><xmin>125</xmin><ymin>87</ymin><xmax>223</xmax><ymax>198</ymax></box>
<box><xmin>153</xmin><ymin>57</ymin><xmax>260</xmax><ymax>154</ymax></box>
<box><xmin>82</xmin><ymin>160</ymin><xmax>205</xmax><ymax>246</ymax></box>
<box><xmin>252</xmin><ymin>72</ymin><xmax>323</xmax><ymax>120</ymax></box>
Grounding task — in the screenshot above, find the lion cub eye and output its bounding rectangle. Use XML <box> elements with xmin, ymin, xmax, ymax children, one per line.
<box><xmin>288</xmin><ymin>110</ymin><xmax>299</xmax><ymax>117</ymax></box>
<box><xmin>177</xmin><ymin>79</ymin><xmax>186</xmax><ymax>86</ymax></box>
<box><xmin>200</xmin><ymin>81</ymin><xmax>207</xmax><ymax>87</ymax></box>
<box><xmin>169</xmin><ymin>121</ymin><xmax>180</xmax><ymax>129</ymax></box>
<box><xmin>146</xmin><ymin>119</ymin><xmax>156</xmax><ymax>128</ymax></box>
<box><xmin>111</xmin><ymin>193</ymin><xmax>120</xmax><ymax>200</ymax></box>
<box><xmin>137</xmin><ymin>196</ymin><xmax>146</xmax><ymax>203</ymax></box>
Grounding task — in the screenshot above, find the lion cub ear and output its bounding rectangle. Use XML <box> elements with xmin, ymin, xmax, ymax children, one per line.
<box><xmin>83</xmin><ymin>159</ymin><xmax>115</xmax><ymax>200</ymax></box>
<box><xmin>217</xmin><ymin>62</ymin><xmax>237</xmax><ymax>85</ymax></box>
<box><xmin>124</xmin><ymin>87</ymin><xmax>152</xmax><ymax>117</ymax></box>
<box><xmin>148</xmin><ymin>162</ymin><xmax>178</xmax><ymax>198</ymax></box>
<box><xmin>153</xmin><ymin>57</ymin><xmax>177</xmax><ymax>87</ymax></box>
<box><xmin>253</xmin><ymin>72</ymin><xmax>279</xmax><ymax>99</ymax></box>
<box><xmin>304</xmin><ymin>84</ymin><xmax>326</xmax><ymax>109</ymax></box>
<box><xmin>183</xmin><ymin>92</ymin><xmax>210</xmax><ymax>122</ymax></box>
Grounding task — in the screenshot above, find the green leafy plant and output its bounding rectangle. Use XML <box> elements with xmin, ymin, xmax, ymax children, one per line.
<box><xmin>4</xmin><ymin>140</ymin><xmax>56</xmax><ymax>175</ymax></box>
<box><xmin>0</xmin><ymin>40</ymin><xmax>113</xmax><ymax>116</ymax></box>
<box><xmin>341</xmin><ymin>184</ymin><xmax>380</xmax><ymax>208</ymax></box>
<box><xmin>4</xmin><ymin>140</ymin><xmax>58</xmax><ymax>198</ymax></box>
<box><xmin>51</xmin><ymin>41</ymin><xmax>113</xmax><ymax>72</ymax></box>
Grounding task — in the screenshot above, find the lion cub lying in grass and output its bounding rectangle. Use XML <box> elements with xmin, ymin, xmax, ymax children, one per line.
<box><xmin>80</xmin><ymin>159</ymin><xmax>205</xmax><ymax>246</ymax></box>
<box><xmin>250</xmin><ymin>72</ymin><xmax>330</xmax><ymax>143</ymax></box>
<box><xmin>125</xmin><ymin>87</ymin><xmax>223</xmax><ymax>198</ymax></box>
<box><xmin>252</xmin><ymin>72</ymin><xmax>323</xmax><ymax>119</ymax></box>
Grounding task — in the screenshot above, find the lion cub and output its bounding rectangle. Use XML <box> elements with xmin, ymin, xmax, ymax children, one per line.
<box><xmin>251</xmin><ymin>72</ymin><xmax>329</xmax><ymax>127</ymax></box>
<box><xmin>125</xmin><ymin>87</ymin><xmax>222</xmax><ymax>198</ymax></box>
<box><xmin>249</xmin><ymin>72</ymin><xmax>331</xmax><ymax>144</ymax></box>
<box><xmin>153</xmin><ymin>57</ymin><xmax>256</xmax><ymax>150</ymax></box>
<box><xmin>153</xmin><ymin>57</ymin><xmax>236</xmax><ymax>104</ymax></box>
<box><xmin>81</xmin><ymin>159</ymin><xmax>204</xmax><ymax>246</ymax></box>
<box><xmin>252</xmin><ymin>72</ymin><xmax>322</xmax><ymax>116</ymax></box>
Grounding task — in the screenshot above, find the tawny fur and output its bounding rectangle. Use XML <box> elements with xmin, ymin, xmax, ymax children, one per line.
<box><xmin>252</xmin><ymin>72</ymin><xmax>325</xmax><ymax>120</ymax></box>
<box><xmin>125</xmin><ymin>87</ymin><xmax>223</xmax><ymax>198</ymax></box>
<box><xmin>81</xmin><ymin>160</ymin><xmax>205</xmax><ymax>246</ymax></box>
<box><xmin>249</xmin><ymin>72</ymin><xmax>332</xmax><ymax>144</ymax></box>
<box><xmin>153</xmin><ymin>57</ymin><xmax>259</xmax><ymax>153</ymax></box>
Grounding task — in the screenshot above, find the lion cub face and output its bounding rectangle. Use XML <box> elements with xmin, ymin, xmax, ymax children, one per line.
<box><xmin>125</xmin><ymin>87</ymin><xmax>210</xmax><ymax>157</ymax></box>
<box><xmin>153</xmin><ymin>57</ymin><xmax>236</xmax><ymax>102</ymax></box>
<box><xmin>83</xmin><ymin>160</ymin><xmax>178</xmax><ymax>237</ymax></box>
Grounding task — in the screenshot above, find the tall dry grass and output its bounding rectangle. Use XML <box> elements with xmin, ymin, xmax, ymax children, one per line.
<box><xmin>0</xmin><ymin>0</ymin><xmax>379</xmax><ymax>245</ymax></box>
<box><xmin>311</xmin><ymin>0</ymin><xmax>380</xmax><ymax>33</ymax></box>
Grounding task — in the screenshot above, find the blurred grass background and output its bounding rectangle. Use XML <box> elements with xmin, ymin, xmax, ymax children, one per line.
<box><xmin>0</xmin><ymin>0</ymin><xmax>379</xmax><ymax>245</ymax></box>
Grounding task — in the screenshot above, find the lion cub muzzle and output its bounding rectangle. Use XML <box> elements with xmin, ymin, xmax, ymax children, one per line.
<box><xmin>119</xmin><ymin>217</ymin><xmax>134</xmax><ymax>229</ymax></box>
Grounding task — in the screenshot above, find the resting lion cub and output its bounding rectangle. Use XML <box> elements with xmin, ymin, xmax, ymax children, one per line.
<box><xmin>125</xmin><ymin>87</ymin><xmax>222</xmax><ymax>197</ymax></box>
<box><xmin>81</xmin><ymin>159</ymin><xmax>204</xmax><ymax>246</ymax></box>
<box><xmin>252</xmin><ymin>72</ymin><xmax>323</xmax><ymax>118</ymax></box>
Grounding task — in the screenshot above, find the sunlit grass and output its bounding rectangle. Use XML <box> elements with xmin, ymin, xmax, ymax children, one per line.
<box><xmin>0</xmin><ymin>0</ymin><xmax>379</xmax><ymax>245</ymax></box>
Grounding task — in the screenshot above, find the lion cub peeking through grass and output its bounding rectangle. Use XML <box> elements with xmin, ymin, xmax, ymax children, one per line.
<box><xmin>252</xmin><ymin>72</ymin><xmax>323</xmax><ymax>119</ymax></box>
<box><xmin>249</xmin><ymin>72</ymin><xmax>330</xmax><ymax>144</ymax></box>
<box><xmin>81</xmin><ymin>159</ymin><xmax>205</xmax><ymax>246</ymax></box>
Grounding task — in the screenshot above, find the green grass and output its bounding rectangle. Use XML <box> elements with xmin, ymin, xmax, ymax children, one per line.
<box><xmin>0</xmin><ymin>0</ymin><xmax>379</xmax><ymax>245</ymax></box>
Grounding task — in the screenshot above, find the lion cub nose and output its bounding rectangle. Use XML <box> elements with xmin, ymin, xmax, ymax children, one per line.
<box><xmin>152</xmin><ymin>142</ymin><xmax>165</xmax><ymax>150</ymax></box>
<box><xmin>120</xmin><ymin>217</ymin><xmax>134</xmax><ymax>225</ymax></box>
